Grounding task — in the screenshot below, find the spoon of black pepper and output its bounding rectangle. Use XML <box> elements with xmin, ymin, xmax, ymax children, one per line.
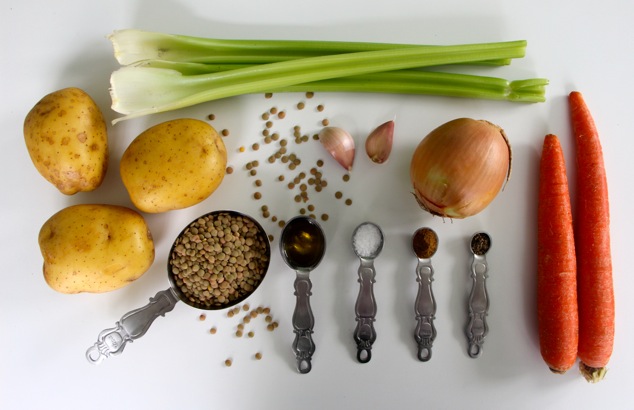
<box><xmin>280</xmin><ymin>216</ymin><xmax>326</xmax><ymax>374</ymax></box>
<box><xmin>351</xmin><ymin>222</ymin><xmax>384</xmax><ymax>363</ymax></box>
<box><xmin>466</xmin><ymin>232</ymin><xmax>491</xmax><ymax>358</ymax></box>
<box><xmin>411</xmin><ymin>227</ymin><xmax>439</xmax><ymax>361</ymax></box>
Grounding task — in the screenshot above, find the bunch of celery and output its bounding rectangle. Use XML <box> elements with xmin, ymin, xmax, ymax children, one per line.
<box><xmin>108</xmin><ymin>29</ymin><xmax>548</xmax><ymax>123</ymax></box>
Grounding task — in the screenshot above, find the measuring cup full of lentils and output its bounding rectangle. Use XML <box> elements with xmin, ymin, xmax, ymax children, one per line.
<box><xmin>86</xmin><ymin>210</ymin><xmax>271</xmax><ymax>364</ymax></box>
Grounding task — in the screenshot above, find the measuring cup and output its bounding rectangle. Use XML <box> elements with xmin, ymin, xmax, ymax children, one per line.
<box><xmin>85</xmin><ymin>210</ymin><xmax>271</xmax><ymax>364</ymax></box>
<box><xmin>412</xmin><ymin>227</ymin><xmax>439</xmax><ymax>361</ymax></box>
<box><xmin>280</xmin><ymin>216</ymin><xmax>326</xmax><ymax>373</ymax></box>
<box><xmin>466</xmin><ymin>231</ymin><xmax>491</xmax><ymax>358</ymax></box>
<box><xmin>351</xmin><ymin>222</ymin><xmax>384</xmax><ymax>363</ymax></box>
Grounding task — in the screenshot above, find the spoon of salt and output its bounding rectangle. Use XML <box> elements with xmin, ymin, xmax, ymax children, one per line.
<box><xmin>466</xmin><ymin>232</ymin><xmax>491</xmax><ymax>358</ymax></box>
<box><xmin>351</xmin><ymin>222</ymin><xmax>384</xmax><ymax>363</ymax></box>
<box><xmin>411</xmin><ymin>227</ymin><xmax>439</xmax><ymax>361</ymax></box>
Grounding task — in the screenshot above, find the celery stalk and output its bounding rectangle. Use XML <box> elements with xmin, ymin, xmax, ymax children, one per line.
<box><xmin>109</xmin><ymin>29</ymin><xmax>514</xmax><ymax>66</ymax></box>
<box><xmin>136</xmin><ymin>60</ymin><xmax>547</xmax><ymax>102</ymax></box>
<box><xmin>111</xmin><ymin>41</ymin><xmax>527</xmax><ymax>122</ymax></box>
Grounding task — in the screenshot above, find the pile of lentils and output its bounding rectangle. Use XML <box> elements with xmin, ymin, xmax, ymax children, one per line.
<box><xmin>169</xmin><ymin>212</ymin><xmax>269</xmax><ymax>309</ymax></box>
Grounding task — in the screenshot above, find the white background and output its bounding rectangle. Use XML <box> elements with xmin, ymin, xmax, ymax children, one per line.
<box><xmin>2</xmin><ymin>1</ymin><xmax>633</xmax><ymax>409</ymax></box>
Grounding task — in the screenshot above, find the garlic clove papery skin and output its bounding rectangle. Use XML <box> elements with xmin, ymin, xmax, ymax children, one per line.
<box><xmin>365</xmin><ymin>120</ymin><xmax>394</xmax><ymax>164</ymax></box>
<box><xmin>318</xmin><ymin>126</ymin><xmax>355</xmax><ymax>171</ymax></box>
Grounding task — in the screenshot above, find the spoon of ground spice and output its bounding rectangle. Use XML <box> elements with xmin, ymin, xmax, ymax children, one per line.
<box><xmin>280</xmin><ymin>216</ymin><xmax>326</xmax><ymax>374</ymax></box>
<box><xmin>411</xmin><ymin>227</ymin><xmax>439</xmax><ymax>361</ymax></box>
<box><xmin>466</xmin><ymin>232</ymin><xmax>491</xmax><ymax>358</ymax></box>
<box><xmin>351</xmin><ymin>222</ymin><xmax>384</xmax><ymax>363</ymax></box>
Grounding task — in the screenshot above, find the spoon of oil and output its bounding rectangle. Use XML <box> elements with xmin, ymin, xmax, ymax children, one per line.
<box><xmin>280</xmin><ymin>216</ymin><xmax>326</xmax><ymax>373</ymax></box>
<box><xmin>466</xmin><ymin>231</ymin><xmax>491</xmax><ymax>358</ymax></box>
<box><xmin>351</xmin><ymin>222</ymin><xmax>384</xmax><ymax>363</ymax></box>
<box><xmin>412</xmin><ymin>227</ymin><xmax>439</xmax><ymax>361</ymax></box>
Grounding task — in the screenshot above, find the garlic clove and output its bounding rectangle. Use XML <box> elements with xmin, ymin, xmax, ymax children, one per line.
<box><xmin>365</xmin><ymin>120</ymin><xmax>394</xmax><ymax>164</ymax></box>
<box><xmin>318</xmin><ymin>126</ymin><xmax>355</xmax><ymax>171</ymax></box>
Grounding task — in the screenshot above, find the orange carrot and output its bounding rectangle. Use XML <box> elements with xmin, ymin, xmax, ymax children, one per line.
<box><xmin>537</xmin><ymin>134</ymin><xmax>578</xmax><ymax>374</ymax></box>
<box><xmin>569</xmin><ymin>91</ymin><xmax>614</xmax><ymax>383</ymax></box>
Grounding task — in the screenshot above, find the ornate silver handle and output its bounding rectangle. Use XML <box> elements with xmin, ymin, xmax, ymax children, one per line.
<box><xmin>466</xmin><ymin>255</ymin><xmax>489</xmax><ymax>358</ymax></box>
<box><xmin>292</xmin><ymin>272</ymin><xmax>315</xmax><ymax>373</ymax></box>
<box><xmin>354</xmin><ymin>261</ymin><xmax>377</xmax><ymax>363</ymax></box>
<box><xmin>414</xmin><ymin>260</ymin><xmax>436</xmax><ymax>361</ymax></box>
<box><xmin>86</xmin><ymin>288</ymin><xmax>180</xmax><ymax>364</ymax></box>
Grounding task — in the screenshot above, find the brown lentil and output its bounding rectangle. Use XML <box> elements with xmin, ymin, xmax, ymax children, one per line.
<box><xmin>343</xmin><ymin>174</ymin><xmax>350</xmax><ymax>182</ymax></box>
<box><xmin>317</xmin><ymin>104</ymin><xmax>324</xmax><ymax>112</ymax></box>
<box><xmin>306</xmin><ymin>92</ymin><xmax>314</xmax><ymax>98</ymax></box>
<box><xmin>226</xmin><ymin>166</ymin><xmax>234</xmax><ymax>175</ymax></box>
<box><xmin>169</xmin><ymin>212</ymin><xmax>269</xmax><ymax>309</ymax></box>
<box><xmin>254</xmin><ymin>192</ymin><xmax>262</xmax><ymax>200</ymax></box>
<box><xmin>207</xmin><ymin>114</ymin><xmax>216</xmax><ymax>121</ymax></box>
<box><xmin>255</xmin><ymin>179</ymin><xmax>262</xmax><ymax>187</ymax></box>
<box><xmin>236</xmin><ymin>330</ymin><xmax>243</xmax><ymax>337</ymax></box>
<box><xmin>243</xmin><ymin>316</ymin><xmax>251</xmax><ymax>324</ymax></box>
<box><xmin>335</xmin><ymin>191</ymin><xmax>343</xmax><ymax>199</ymax></box>
<box><xmin>271</xmin><ymin>132</ymin><xmax>280</xmax><ymax>141</ymax></box>
<box><xmin>269</xmin><ymin>106</ymin><xmax>278</xmax><ymax>114</ymax></box>
<box><xmin>255</xmin><ymin>352</ymin><xmax>263</xmax><ymax>360</ymax></box>
<box><xmin>307</xmin><ymin>204</ymin><xmax>315</xmax><ymax>212</ymax></box>
<box><xmin>321</xmin><ymin>214</ymin><xmax>329</xmax><ymax>221</ymax></box>
<box><xmin>199</xmin><ymin>313</ymin><xmax>206</xmax><ymax>321</ymax></box>
<box><xmin>268</xmin><ymin>234</ymin><xmax>274</xmax><ymax>242</ymax></box>
<box><xmin>321</xmin><ymin>119</ymin><xmax>329</xmax><ymax>126</ymax></box>
<box><xmin>243</xmin><ymin>304</ymin><xmax>250</xmax><ymax>311</ymax></box>
<box><xmin>278</xmin><ymin>175</ymin><xmax>285</xmax><ymax>182</ymax></box>
<box><xmin>267</xmin><ymin>324</ymin><xmax>275</xmax><ymax>331</ymax></box>
<box><xmin>265</xmin><ymin>120</ymin><xmax>273</xmax><ymax>128</ymax></box>
<box><xmin>209</xmin><ymin>327</ymin><xmax>217</xmax><ymax>334</ymax></box>
<box><xmin>297</xmin><ymin>102</ymin><xmax>305</xmax><ymax>110</ymax></box>
<box><xmin>225</xmin><ymin>359</ymin><xmax>233</xmax><ymax>367</ymax></box>
<box><xmin>265</xmin><ymin>315</ymin><xmax>273</xmax><ymax>323</ymax></box>
<box><xmin>221</xmin><ymin>129</ymin><xmax>230</xmax><ymax>137</ymax></box>
<box><xmin>250</xmin><ymin>169</ymin><xmax>257</xmax><ymax>176</ymax></box>
<box><xmin>277</xmin><ymin>111</ymin><xmax>286</xmax><ymax>119</ymax></box>
<box><xmin>345</xmin><ymin>198</ymin><xmax>353</xmax><ymax>206</ymax></box>
<box><xmin>252</xmin><ymin>143</ymin><xmax>260</xmax><ymax>151</ymax></box>
<box><xmin>261</xmin><ymin>112</ymin><xmax>270</xmax><ymax>120</ymax></box>
<box><xmin>263</xmin><ymin>307</ymin><xmax>271</xmax><ymax>314</ymax></box>
<box><xmin>265</xmin><ymin>92</ymin><xmax>273</xmax><ymax>98</ymax></box>
<box><xmin>248</xmin><ymin>331</ymin><xmax>255</xmax><ymax>338</ymax></box>
<box><xmin>262</xmin><ymin>129</ymin><xmax>270</xmax><ymax>137</ymax></box>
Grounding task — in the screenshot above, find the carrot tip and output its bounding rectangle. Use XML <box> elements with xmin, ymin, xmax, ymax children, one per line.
<box><xmin>579</xmin><ymin>362</ymin><xmax>608</xmax><ymax>383</ymax></box>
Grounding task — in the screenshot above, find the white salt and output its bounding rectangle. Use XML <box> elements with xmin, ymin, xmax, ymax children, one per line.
<box><xmin>353</xmin><ymin>223</ymin><xmax>383</xmax><ymax>258</ymax></box>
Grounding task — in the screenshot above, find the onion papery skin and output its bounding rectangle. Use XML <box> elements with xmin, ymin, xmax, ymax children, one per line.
<box><xmin>410</xmin><ymin>118</ymin><xmax>511</xmax><ymax>219</ymax></box>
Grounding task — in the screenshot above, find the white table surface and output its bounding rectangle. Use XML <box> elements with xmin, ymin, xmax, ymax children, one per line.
<box><xmin>2</xmin><ymin>1</ymin><xmax>633</xmax><ymax>409</ymax></box>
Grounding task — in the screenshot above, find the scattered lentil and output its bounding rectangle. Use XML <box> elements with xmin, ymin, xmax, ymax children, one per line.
<box><xmin>297</xmin><ymin>102</ymin><xmax>305</xmax><ymax>110</ymax></box>
<box><xmin>271</xmin><ymin>132</ymin><xmax>280</xmax><ymax>141</ymax></box>
<box><xmin>226</xmin><ymin>166</ymin><xmax>234</xmax><ymax>175</ymax></box>
<box><xmin>263</xmin><ymin>307</ymin><xmax>271</xmax><ymax>314</ymax></box>
<box><xmin>265</xmin><ymin>93</ymin><xmax>273</xmax><ymax>98</ymax></box>
<box><xmin>306</xmin><ymin>92</ymin><xmax>314</xmax><ymax>99</ymax></box>
<box><xmin>261</xmin><ymin>112</ymin><xmax>270</xmax><ymax>120</ymax></box>
<box><xmin>207</xmin><ymin>114</ymin><xmax>216</xmax><ymax>121</ymax></box>
<box><xmin>265</xmin><ymin>120</ymin><xmax>273</xmax><ymax>128</ymax></box>
<box><xmin>243</xmin><ymin>304</ymin><xmax>250</xmax><ymax>311</ymax></box>
<box><xmin>252</xmin><ymin>143</ymin><xmax>260</xmax><ymax>151</ymax></box>
<box><xmin>250</xmin><ymin>169</ymin><xmax>257</xmax><ymax>176</ymax></box>
<box><xmin>255</xmin><ymin>352</ymin><xmax>263</xmax><ymax>360</ymax></box>
<box><xmin>225</xmin><ymin>359</ymin><xmax>233</xmax><ymax>367</ymax></box>
<box><xmin>269</xmin><ymin>106</ymin><xmax>278</xmax><ymax>114</ymax></box>
<box><xmin>265</xmin><ymin>315</ymin><xmax>273</xmax><ymax>323</ymax></box>
<box><xmin>317</xmin><ymin>104</ymin><xmax>324</xmax><ymax>112</ymax></box>
<box><xmin>221</xmin><ymin>129</ymin><xmax>230</xmax><ymax>137</ymax></box>
<box><xmin>345</xmin><ymin>198</ymin><xmax>353</xmax><ymax>206</ymax></box>
<box><xmin>254</xmin><ymin>192</ymin><xmax>262</xmax><ymax>200</ymax></box>
<box><xmin>248</xmin><ymin>331</ymin><xmax>255</xmax><ymax>338</ymax></box>
<box><xmin>343</xmin><ymin>174</ymin><xmax>350</xmax><ymax>182</ymax></box>
<box><xmin>335</xmin><ymin>191</ymin><xmax>343</xmax><ymax>199</ymax></box>
<box><xmin>267</xmin><ymin>324</ymin><xmax>275</xmax><ymax>331</ymax></box>
<box><xmin>255</xmin><ymin>179</ymin><xmax>262</xmax><ymax>187</ymax></box>
<box><xmin>277</xmin><ymin>111</ymin><xmax>286</xmax><ymax>119</ymax></box>
<box><xmin>321</xmin><ymin>214</ymin><xmax>329</xmax><ymax>221</ymax></box>
<box><xmin>321</xmin><ymin>119</ymin><xmax>330</xmax><ymax>126</ymax></box>
<box><xmin>199</xmin><ymin>313</ymin><xmax>206</xmax><ymax>321</ymax></box>
<box><xmin>236</xmin><ymin>330</ymin><xmax>243</xmax><ymax>337</ymax></box>
<box><xmin>209</xmin><ymin>327</ymin><xmax>217</xmax><ymax>334</ymax></box>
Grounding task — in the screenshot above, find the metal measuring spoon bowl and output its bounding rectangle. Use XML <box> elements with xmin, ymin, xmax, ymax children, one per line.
<box><xmin>466</xmin><ymin>231</ymin><xmax>491</xmax><ymax>358</ymax></box>
<box><xmin>85</xmin><ymin>210</ymin><xmax>270</xmax><ymax>365</ymax></box>
<box><xmin>411</xmin><ymin>227</ymin><xmax>439</xmax><ymax>362</ymax></box>
<box><xmin>280</xmin><ymin>216</ymin><xmax>326</xmax><ymax>374</ymax></box>
<box><xmin>351</xmin><ymin>222</ymin><xmax>384</xmax><ymax>363</ymax></box>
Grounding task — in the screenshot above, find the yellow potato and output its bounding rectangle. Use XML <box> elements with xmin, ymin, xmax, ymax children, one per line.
<box><xmin>120</xmin><ymin>118</ymin><xmax>227</xmax><ymax>213</ymax></box>
<box><xmin>24</xmin><ymin>87</ymin><xmax>109</xmax><ymax>195</ymax></box>
<box><xmin>38</xmin><ymin>204</ymin><xmax>155</xmax><ymax>294</ymax></box>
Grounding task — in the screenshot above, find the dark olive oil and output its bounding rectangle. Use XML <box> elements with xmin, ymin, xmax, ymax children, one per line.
<box><xmin>281</xmin><ymin>217</ymin><xmax>325</xmax><ymax>269</ymax></box>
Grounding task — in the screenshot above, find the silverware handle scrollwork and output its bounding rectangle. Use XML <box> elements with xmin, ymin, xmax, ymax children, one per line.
<box><xmin>292</xmin><ymin>273</ymin><xmax>315</xmax><ymax>373</ymax></box>
<box><xmin>414</xmin><ymin>261</ymin><xmax>436</xmax><ymax>361</ymax></box>
<box><xmin>354</xmin><ymin>263</ymin><xmax>377</xmax><ymax>363</ymax></box>
<box><xmin>466</xmin><ymin>256</ymin><xmax>489</xmax><ymax>358</ymax></box>
<box><xmin>86</xmin><ymin>288</ymin><xmax>179</xmax><ymax>364</ymax></box>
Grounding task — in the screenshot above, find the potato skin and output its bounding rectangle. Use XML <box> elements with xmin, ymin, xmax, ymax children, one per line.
<box><xmin>120</xmin><ymin>118</ymin><xmax>227</xmax><ymax>213</ymax></box>
<box><xmin>38</xmin><ymin>204</ymin><xmax>155</xmax><ymax>294</ymax></box>
<box><xmin>23</xmin><ymin>87</ymin><xmax>108</xmax><ymax>195</ymax></box>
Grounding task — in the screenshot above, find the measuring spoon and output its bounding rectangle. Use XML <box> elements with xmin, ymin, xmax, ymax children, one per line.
<box><xmin>466</xmin><ymin>231</ymin><xmax>491</xmax><ymax>358</ymax></box>
<box><xmin>351</xmin><ymin>222</ymin><xmax>384</xmax><ymax>363</ymax></box>
<box><xmin>85</xmin><ymin>210</ymin><xmax>270</xmax><ymax>364</ymax></box>
<box><xmin>412</xmin><ymin>227</ymin><xmax>438</xmax><ymax>361</ymax></box>
<box><xmin>280</xmin><ymin>216</ymin><xmax>326</xmax><ymax>373</ymax></box>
